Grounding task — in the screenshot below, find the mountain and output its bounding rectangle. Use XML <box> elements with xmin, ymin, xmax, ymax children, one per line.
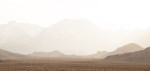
<box><xmin>30</xmin><ymin>19</ymin><xmax>110</xmax><ymax>55</ymax></box>
<box><xmin>0</xmin><ymin>21</ymin><xmax>44</xmax><ymax>54</ymax></box>
<box><xmin>0</xmin><ymin>49</ymin><xmax>25</xmax><ymax>59</ymax></box>
<box><xmin>107</xmin><ymin>43</ymin><xmax>144</xmax><ymax>56</ymax></box>
<box><xmin>85</xmin><ymin>51</ymin><xmax>109</xmax><ymax>59</ymax></box>
<box><xmin>0</xmin><ymin>21</ymin><xmax>43</xmax><ymax>42</ymax></box>
<box><xmin>104</xmin><ymin>47</ymin><xmax>150</xmax><ymax>62</ymax></box>
<box><xmin>29</xmin><ymin>50</ymin><xmax>65</xmax><ymax>57</ymax></box>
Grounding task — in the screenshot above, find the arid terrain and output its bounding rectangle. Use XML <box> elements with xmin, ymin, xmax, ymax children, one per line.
<box><xmin>0</xmin><ymin>58</ymin><xmax>150</xmax><ymax>71</ymax></box>
<box><xmin>0</xmin><ymin>0</ymin><xmax>150</xmax><ymax>71</ymax></box>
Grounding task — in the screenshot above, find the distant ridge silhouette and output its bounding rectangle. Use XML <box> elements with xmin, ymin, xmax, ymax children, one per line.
<box><xmin>0</xmin><ymin>49</ymin><xmax>25</xmax><ymax>59</ymax></box>
<box><xmin>104</xmin><ymin>47</ymin><xmax>150</xmax><ymax>62</ymax></box>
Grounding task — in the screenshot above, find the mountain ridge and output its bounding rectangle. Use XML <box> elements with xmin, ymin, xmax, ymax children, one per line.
<box><xmin>107</xmin><ymin>43</ymin><xmax>144</xmax><ymax>56</ymax></box>
<box><xmin>104</xmin><ymin>47</ymin><xmax>150</xmax><ymax>62</ymax></box>
<box><xmin>0</xmin><ymin>49</ymin><xmax>25</xmax><ymax>59</ymax></box>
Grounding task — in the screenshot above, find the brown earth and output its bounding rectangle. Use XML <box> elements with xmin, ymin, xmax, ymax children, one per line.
<box><xmin>0</xmin><ymin>58</ymin><xmax>150</xmax><ymax>71</ymax></box>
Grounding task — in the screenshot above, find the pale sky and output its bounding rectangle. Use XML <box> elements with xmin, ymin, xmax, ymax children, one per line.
<box><xmin>0</xmin><ymin>0</ymin><xmax>150</xmax><ymax>30</ymax></box>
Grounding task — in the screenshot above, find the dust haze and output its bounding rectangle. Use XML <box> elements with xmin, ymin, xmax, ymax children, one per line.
<box><xmin>0</xmin><ymin>0</ymin><xmax>150</xmax><ymax>71</ymax></box>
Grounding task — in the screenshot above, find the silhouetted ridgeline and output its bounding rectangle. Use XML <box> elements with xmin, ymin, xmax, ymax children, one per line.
<box><xmin>106</xmin><ymin>43</ymin><xmax>143</xmax><ymax>56</ymax></box>
<box><xmin>0</xmin><ymin>49</ymin><xmax>25</xmax><ymax>59</ymax></box>
<box><xmin>0</xmin><ymin>43</ymin><xmax>146</xmax><ymax>60</ymax></box>
<box><xmin>104</xmin><ymin>47</ymin><xmax>150</xmax><ymax>62</ymax></box>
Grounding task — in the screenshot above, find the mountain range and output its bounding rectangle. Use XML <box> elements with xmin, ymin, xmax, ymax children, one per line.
<box><xmin>0</xmin><ymin>21</ymin><xmax>43</xmax><ymax>42</ymax></box>
<box><xmin>0</xmin><ymin>19</ymin><xmax>150</xmax><ymax>56</ymax></box>
<box><xmin>0</xmin><ymin>43</ymin><xmax>141</xmax><ymax>59</ymax></box>
<box><xmin>0</xmin><ymin>42</ymin><xmax>149</xmax><ymax>62</ymax></box>
<box><xmin>0</xmin><ymin>21</ymin><xmax>43</xmax><ymax>54</ymax></box>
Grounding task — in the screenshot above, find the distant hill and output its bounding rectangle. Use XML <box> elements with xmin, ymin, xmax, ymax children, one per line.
<box><xmin>0</xmin><ymin>49</ymin><xmax>25</xmax><ymax>59</ymax></box>
<box><xmin>29</xmin><ymin>50</ymin><xmax>65</xmax><ymax>57</ymax></box>
<box><xmin>85</xmin><ymin>51</ymin><xmax>109</xmax><ymax>59</ymax></box>
<box><xmin>104</xmin><ymin>47</ymin><xmax>150</xmax><ymax>62</ymax></box>
<box><xmin>107</xmin><ymin>43</ymin><xmax>143</xmax><ymax>56</ymax></box>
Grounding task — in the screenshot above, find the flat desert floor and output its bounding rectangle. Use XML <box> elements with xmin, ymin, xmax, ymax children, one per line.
<box><xmin>0</xmin><ymin>58</ymin><xmax>150</xmax><ymax>71</ymax></box>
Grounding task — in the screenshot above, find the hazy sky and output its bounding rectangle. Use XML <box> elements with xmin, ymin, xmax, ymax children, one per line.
<box><xmin>0</xmin><ymin>0</ymin><xmax>150</xmax><ymax>30</ymax></box>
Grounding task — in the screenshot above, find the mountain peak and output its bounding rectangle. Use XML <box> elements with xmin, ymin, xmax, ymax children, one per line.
<box><xmin>117</xmin><ymin>43</ymin><xmax>143</xmax><ymax>51</ymax></box>
<box><xmin>107</xmin><ymin>43</ymin><xmax>144</xmax><ymax>56</ymax></box>
<box><xmin>58</xmin><ymin>18</ymin><xmax>92</xmax><ymax>24</ymax></box>
<box><xmin>52</xmin><ymin>19</ymin><xmax>99</xmax><ymax>29</ymax></box>
<box><xmin>31</xmin><ymin>19</ymin><xmax>104</xmax><ymax>55</ymax></box>
<box><xmin>50</xmin><ymin>50</ymin><xmax>64</xmax><ymax>55</ymax></box>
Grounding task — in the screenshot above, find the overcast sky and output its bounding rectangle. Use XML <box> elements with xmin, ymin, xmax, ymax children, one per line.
<box><xmin>0</xmin><ymin>0</ymin><xmax>150</xmax><ymax>30</ymax></box>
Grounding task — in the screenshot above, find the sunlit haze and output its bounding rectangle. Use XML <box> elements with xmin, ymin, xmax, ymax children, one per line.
<box><xmin>0</xmin><ymin>0</ymin><xmax>150</xmax><ymax>55</ymax></box>
<box><xmin>0</xmin><ymin>0</ymin><xmax>150</xmax><ymax>30</ymax></box>
<box><xmin>1</xmin><ymin>1</ymin><xmax>150</xmax><ymax>71</ymax></box>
